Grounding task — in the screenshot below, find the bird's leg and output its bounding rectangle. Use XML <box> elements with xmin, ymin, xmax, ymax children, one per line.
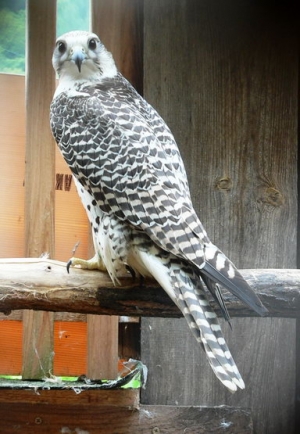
<box><xmin>139</xmin><ymin>274</ymin><xmax>145</xmax><ymax>287</ymax></box>
<box><xmin>125</xmin><ymin>265</ymin><xmax>145</xmax><ymax>286</ymax></box>
<box><xmin>67</xmin><ymin>253</ymin><xmax>107</xmax><ymax>273</ymax></box>
<box><xmin>125</xmin><ymin>265</ymin><xmax>136</xmax><ymax>279</ymax></box>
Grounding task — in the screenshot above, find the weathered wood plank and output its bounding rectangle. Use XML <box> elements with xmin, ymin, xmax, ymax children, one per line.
<box><xmin>0</xmin><ymin>318</ymin><xmax>138</xmax><ymax>376</ymax></box>
<box><xmin>25</xmin><ymin>4</ymin><xmax>56</xmax><ymax>259</ymax></box>
<box><xmin>22</xmin><ymin>0</ymin><xmax>56</xmax><ymax>380</ymax></box>
<box><xmin>87</xmin><ymin>315</ymin><xmax>119</xmax><ymax>380</ymax></box>
<box><xmin>0</xmin><ymin>259</ymin><xmax>299</xmax><ymax>317</ymax></box>
<box><xmin>89</xmin><ymin>0</ymin><xmax>143</xmax><ymax>380</ymax></box>
<box><xmin>141</xmin><ymin>316</ymin><xmax>295</xmax><ymax>433</ymax></box>
<box><xmin>0</xmin><ymin>388</ymin><xmax>139</xmax><ymax>407</ymax></box>
<box><xmin>142</xmin><ymin>1</ymin><xmax>297</xmax><ymax>434</ymax></box>
<box><xmin>91</xmin><ymin>0</ymin><xmax>143</xmax><ymax>93</ymax></box>
<box><xmin>0</xmin><ymin>401</ymin><xmax>252</xmax><ymax>433</ymax></box>
<box><xmin>22</xmin><ymin>310</ymin><xmax>54</xmax><ymax>380</ymax></box>
<box><xmin>0</xmin><ymin>311</ymin><xmax>139</xmax><ymax>322</ymax></box>
<box><xmin>0</xmin><ymin>75</ymin><xmax>25</xmax><ymax>258</ymax></box>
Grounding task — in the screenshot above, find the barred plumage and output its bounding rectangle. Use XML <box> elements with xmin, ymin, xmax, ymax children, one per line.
<box><xmin>50</xmin><ymin>30</ymin><xmax>267</xmax><ymax>392</ymax></box>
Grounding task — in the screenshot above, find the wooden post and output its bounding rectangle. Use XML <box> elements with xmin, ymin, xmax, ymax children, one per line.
<box><xmin>22</xmin><ymin>0</ymin><xmax>56</xmax><ymax>379</ymax></box>
<box><xmin>87</xmin><ymin>0</ymin><xmax>143</xmax><ymax>380</ymax></box>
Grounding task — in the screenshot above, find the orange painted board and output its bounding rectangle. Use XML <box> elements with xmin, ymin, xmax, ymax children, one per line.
<box><xmin>0</xmin><ymin>321</ymin><xmax>87</xmax><ymax>377</ymax></box>
<box><xmin>0</xmin><ymin>74</ymin><xmax>90</xmax><ymax>262</ymax></box>
<box><xmin>53</xmin><ymin>321</ymin><xmax>87</xmax><ymax>376</ymax></box>
<box><xmin>0</xmin><ymin>75</ymin><xmax>25</xmax><ymax>258</ymax></box>
<box><xmin>55</xmin><ymin>148</ymin><xmax>90</xmax><ymax>263</ymax></box>
<box><xmin>0</xmin><ymin>320</ymin><xmax>23</xmax><ymax>375</ymax></box>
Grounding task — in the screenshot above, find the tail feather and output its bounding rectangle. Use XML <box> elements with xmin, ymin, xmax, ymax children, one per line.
<box><xmin>136</xmin><ymin>248</ymin><xmax>245</xmax><ymax>392</ymax></box>
<box><xmin>171</xmin><ymin>266</ymin><xmax>245</xmax><ymax>392</ymax></box>
<box><xmin>201</xmin><ymin>275</ymin><xmax>232</xmax><ymax>324</ymax></box>
<box><xmin>202</xmin><ymin>244</ymin><xmax>268</xmax><ymax>317</ymax></box>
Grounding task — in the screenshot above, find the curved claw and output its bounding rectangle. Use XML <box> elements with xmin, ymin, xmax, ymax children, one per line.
<box><xmin>65</xmin><ymin>254</ymin><xmax>107</xmax><ymax>273</ymax></box>
<box><xmin>125</xmin><ymin>265</ymin><xmax>136</xmax><ymax>280</ymax></box>
<box><xmin>66</xmin><ymin>259</ymin><xmax>72</xmax><ymax>274</ymax></box>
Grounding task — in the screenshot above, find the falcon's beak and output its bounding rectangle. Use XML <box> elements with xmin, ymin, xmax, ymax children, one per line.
<box><xmin>71</xmin><ymin>50</ymin><xmax>85</xmax><ymax>73</ymax></box>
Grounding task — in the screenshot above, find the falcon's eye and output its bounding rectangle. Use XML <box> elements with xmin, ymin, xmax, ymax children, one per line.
<box><xmin>88</xmin><ymin>38</ymin><xmax>97</xmax><ymax>50</ymax></box>
<box><xmin>57</xmin><ymin>41</ymin><xmax>66</xmax><ymax>54</ymax></box>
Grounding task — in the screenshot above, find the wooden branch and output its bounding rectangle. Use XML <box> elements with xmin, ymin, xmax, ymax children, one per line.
<box><xmin>0</xmin><ymin>259</ymin><xmax>299</xmax><ymax>318</ymax></box>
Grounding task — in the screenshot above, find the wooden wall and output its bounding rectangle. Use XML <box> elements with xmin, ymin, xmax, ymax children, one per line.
<box><xmin>0</xmin><ymin>72</ymin><xmax>89</xmax><ymax>377</ymax></box>
<box><xmin>0</xmin><ymin>74</ymin><xmax>89</xmax><ymax>264</ymax></box>
<box><xmin>0</xmin><ymin>0</ymin><xmax>298</xmax><ymax>432</ymax></box>
<box><xmin>0</xmin><ymin>75</ymin><xmax>25</xmax><ymax>258</ymax></box>
<box><xmin>141</xmin><ymin>1</ymin><xmax>298</xmax><ymax>434</ymax></box>
<box><xmin>0</xmin><ymin>0</ymin><xmax>142</xmax><ymax>381</ymax></box>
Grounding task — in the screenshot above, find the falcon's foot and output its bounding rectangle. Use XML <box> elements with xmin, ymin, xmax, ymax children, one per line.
<box><xmin>66</xmin><ymin>253</ymin><xmax>107</xmax><ymax>273</ymax></box>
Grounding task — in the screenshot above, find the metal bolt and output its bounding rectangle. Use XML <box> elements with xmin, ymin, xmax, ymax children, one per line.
<box><xmin>35</xmin><ymin>417</ymin><xmax>43</xmax><ymax>425</ymax></box>
<box><xmin>152</xmin><ymin>428</ymin><xmax>160</xmax><ymax>434</ymax></box>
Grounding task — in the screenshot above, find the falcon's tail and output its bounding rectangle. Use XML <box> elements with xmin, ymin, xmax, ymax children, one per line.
<box><xmin>133</xmin><ymin>245</ymin><xmax>245</xmax><ymax>392</ymax></box>
<box><xmin>201</xmin><ymin>243</ymin><xmax>268</xmax><ymax>317</ymax></box>
<box><xmin>137</xmin><ymin>249</ymin><xmax>244</xmax><ymax>392</ymax></box>
<box><xmin>171</xmin><ymin>264</ymin><xmax>245</xmax><ymax>392</ymax></box>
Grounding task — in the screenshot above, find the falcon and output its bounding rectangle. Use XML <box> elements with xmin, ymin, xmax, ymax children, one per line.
<box><xmin>50</xmin><ymin>30</ymin><xmax>267</xmax><ymax>392</ymax></box>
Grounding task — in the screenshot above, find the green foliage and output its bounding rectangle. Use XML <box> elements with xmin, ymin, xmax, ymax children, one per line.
<box><xmin>0</xmin><ymin>0</ymin><xmax>90</xmax><ymax>75</ymax></box>
<box><xmin>57</xmin><ymin>0</ymin><xmax>90</xmax><ymax>36</ymax></box>
<box><xmin>0</xmin><ymin>4</ymin><xmax>25</xmax><ymax>74</ymax></box>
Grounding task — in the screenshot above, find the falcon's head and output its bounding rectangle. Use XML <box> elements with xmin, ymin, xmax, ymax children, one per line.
<box><xmin>52</xmin><ymin>30</ymin><xmax>117</xmax><ymax>83</ymax></box>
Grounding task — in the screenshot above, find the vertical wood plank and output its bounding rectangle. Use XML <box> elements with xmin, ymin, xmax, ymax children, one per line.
<box><xmin>22</xmin><ymin>0</ymin><xmax>56</xmax><ymax>380</ymax></box>
<box><xmin>0</xmin><ymin>75</ymin><xmax>25</xmax><ymax>258</ymax></box>
<box><xmin>86</xmin><ymin>219</ymin><xmax>119</xmax><ymax>379</ymax></box>
<box><xmin>296</xmin><ymin>318</ymin><xmax>300</xmax><ymax>432</ymax></box>
<box><xmin>91</xmin><ymin>0</ymin><xmax>143</xmax><ymax>92</ymax></box>
<box><xmin>87</xmin><ymin>315</ymin><xmax>119</xmax><ymax>380</ymax></box>
<box><xmin>86</xmin><ymin>0</ymin><xmax>143</xmax><ymax>380</ymax></box>
<box><xmin>142</xmin><ymin>1</ymin><xmax>297</xmax><ymax>433</ymax></box>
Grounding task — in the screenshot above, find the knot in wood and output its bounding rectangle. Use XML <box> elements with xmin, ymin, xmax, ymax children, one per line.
<box><xmin>215</xmin><ymin>176</ymin><xmax>232</xmax><ymax>191</ymax></box>
<box><xmin>256</xmin><ymin>175</ymin><xmax>284</xmax><ymax>210</ymax></box>
<box><xmin>265</xmin><ymin>187</ymin><xmax>284</xmax><ymax>207</ymax></box>
<box><xmin>258</xmin><ymin>186</ymin><xmax>284</xmax><ymax>208</ymax></box>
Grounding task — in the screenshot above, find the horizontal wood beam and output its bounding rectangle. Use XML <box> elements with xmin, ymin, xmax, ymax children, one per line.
<box><xmin>0</xmin><ymin>259</ymin><xmax>299</xmax><ymax>318</ymax></box>
<box><xmin>0</xmin><ymin>392</ymin><xmax>253</xmax><ymax>434</ymax></box>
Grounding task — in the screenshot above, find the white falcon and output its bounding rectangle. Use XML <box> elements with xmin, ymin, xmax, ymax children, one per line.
<box><xmin>50</xmin><ymin>30</ymin><xmax>267</xmax><ymax>392</ymax></box>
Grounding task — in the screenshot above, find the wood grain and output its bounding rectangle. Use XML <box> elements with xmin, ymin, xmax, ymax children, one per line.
<box><xmin>0</xmin><ymin>396</ymin><xmax>252</xmax><ymax>434</ymax></box>
<box><xmin>0</xmin><ymin>388</ymin><xmax>139</xmax><ymax>407</ymax></box>
<box><xmin>88</xmin><ymin>0</ymin><xmax>144</xmax><ymax>379</ymax></box>
<box><xmin>0</xmin><ymin>75</ymin><xmax>25</xmax><ymax>258</ymax></box>
<box><xmin>142</xmin><ymin>1</ymin><xmax>298</xmax><ymax>433</ymax></box>
<box><xmin>91</xmin><ymin>0</ymin><xmax>143</xmax><ymax>93</ymax></box>
<box><xmin>87</xmin><ymin>315</ymin><xmax>119</xmax><ymax>380</ymax></box>
<box><xmin>22</xmin><ymin>0</ymin><xmax>56</xmax><ymax>380</ymax></box>
<box><xmin>25</xmin><ymin>2</ymin><xmax>56</xmax><ymax>257</ymax></box>
<box><xmin>1</xmin><ymin>259</ymin><xmax>300</xmax><ymax>318</ymax></box>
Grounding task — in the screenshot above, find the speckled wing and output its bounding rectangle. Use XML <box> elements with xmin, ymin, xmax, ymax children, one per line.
<box><xmin>50</xmin><ymin>73</ymin><xmax>267</xmax><ymax>317</ymax></box>
<box><xmin>51</xmin><ymin>74</ymin><xmax>206</xmax><ymax>258</ymax></box>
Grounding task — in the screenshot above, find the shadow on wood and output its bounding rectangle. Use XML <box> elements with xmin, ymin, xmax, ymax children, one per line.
<box><xmin>0</xmin><ymin>258</ymin><xmax>299</xmax><ymax>318</ymax></box>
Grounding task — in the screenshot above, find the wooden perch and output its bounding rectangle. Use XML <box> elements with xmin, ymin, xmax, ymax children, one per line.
<box><xmin>0</xmin><ymin>258</ymin><xmax>299</xmax><ymax>318</ymax></box>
